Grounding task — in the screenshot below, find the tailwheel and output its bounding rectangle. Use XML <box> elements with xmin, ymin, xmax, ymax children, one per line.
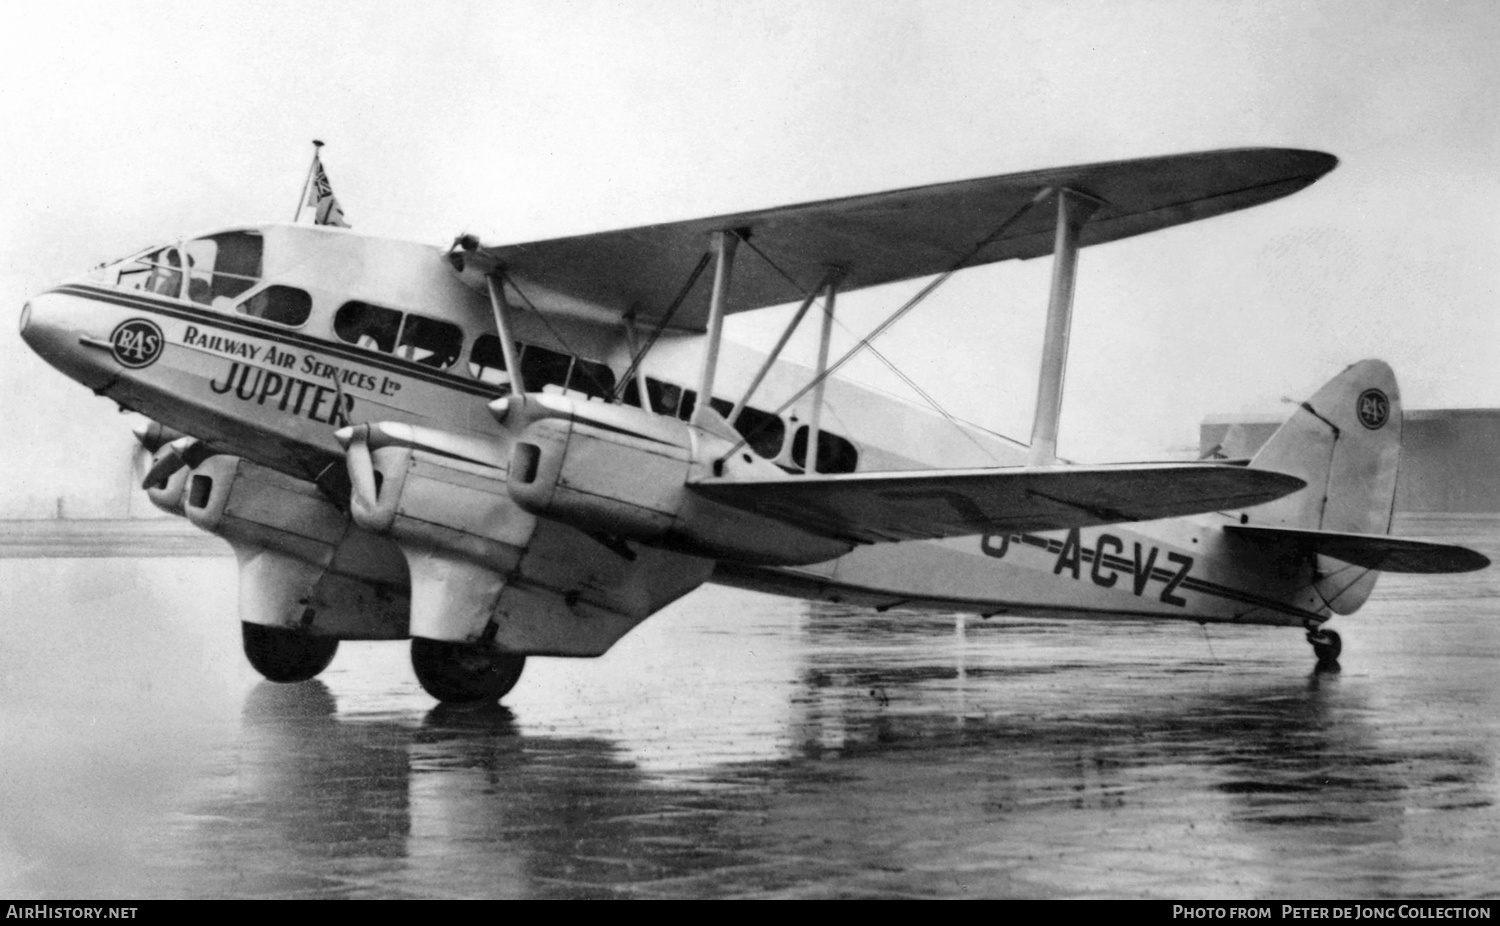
<box><xmin>1306</xmin><ymin>627</ymin><xmax>1342</xmax><ymax>669</ymax></box>
<box><xmin>242</xmin><ymin>622</ymin><xmax>339</xmax><ymax>683</ymax></box>
<box><xmin>410</xmin><ymin>637</ymin><xmax>526</xmax><ymax>704</ymax></box>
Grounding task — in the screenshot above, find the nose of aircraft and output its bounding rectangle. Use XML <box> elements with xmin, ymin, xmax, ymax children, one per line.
<box><xmin>19</xmin><ymin>291</ymin><xmax>120</xmax><ymax>391</ymax></box>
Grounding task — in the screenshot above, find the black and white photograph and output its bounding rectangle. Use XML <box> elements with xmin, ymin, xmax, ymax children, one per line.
<box><xmin>2</xmin><ymin>0</ymin><xmax>1498</xmax><ymax>902</ymax></box>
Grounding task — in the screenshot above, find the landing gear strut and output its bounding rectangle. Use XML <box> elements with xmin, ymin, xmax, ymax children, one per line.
<box><xmin>1306</xmin><ymin>627</ymin><xmax>1342</xmax><ymax>669</ymax></box>
<box><xmin>242</xmin><ymin>622</ymin><xmax>339</xmax><ymax>683</ymax></box>
<box><xmin>410</xmin><ymin>637</ymin><xmax>526</xmax><ymax>703</ymax></box>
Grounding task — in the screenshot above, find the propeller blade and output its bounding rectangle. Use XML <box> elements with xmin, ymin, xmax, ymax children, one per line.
<box><xmin>141</xmin><ymin>437</ymin><xmax>190</xmax><ymax>490</ymax></box>
<box><xmin>132</xmin><ymin>420</ymin><xmax>184</xmax><ymax>453</ymax></box>
<box><xmin>140</xmin><ymin>436</ymin><xmax>210</xmax><ymax>490</ymax></box>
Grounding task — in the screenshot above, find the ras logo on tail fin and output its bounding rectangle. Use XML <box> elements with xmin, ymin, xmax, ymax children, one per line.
<box><xmin>1357</xmin><ymin>388</ymin><xmax>1391</xmax><ymax>430</ymax></box>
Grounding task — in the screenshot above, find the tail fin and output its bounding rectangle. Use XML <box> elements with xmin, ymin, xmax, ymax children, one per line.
<box><xmin>1241</xmin><ymin>359</ymin><xmax>1403</xmax><ymax>612</ymax></box>
<box><xmin>1246</xmin><ymin>359</ymin><xmax>1401</xmax><ymax>534</ymax></box>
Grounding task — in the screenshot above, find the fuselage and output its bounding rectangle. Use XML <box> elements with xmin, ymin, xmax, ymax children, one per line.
<box><xmin>20</xmin><ymin>223</ymin><xmax>1330</xmax><ymax>635</ymax></box>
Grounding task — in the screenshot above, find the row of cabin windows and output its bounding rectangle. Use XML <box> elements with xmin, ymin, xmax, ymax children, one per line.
<box><xmin>467</xmin><ymin>335</ymin><xmax>854</xmax><ymax>471</ymax></box>
<box><xmin>468</xmin><ymin>334</ymin><xmax>617</xmax><ymax>399</ymax></box>
<box><xmin>334</xmin><ymin>301</ymin><xmax>464</xmax><ymax>368</ymax></box>
<box><xmin>107</xmin><ymin>233</ymin><xmax>857</xmax><ymax>472</ymax></box>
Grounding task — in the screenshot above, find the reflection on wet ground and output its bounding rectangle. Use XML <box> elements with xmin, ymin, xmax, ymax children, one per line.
<box><xmin>1</xmin><ymin>516</ymin><xmax>1498</xmax><ymax>898</ymax></box>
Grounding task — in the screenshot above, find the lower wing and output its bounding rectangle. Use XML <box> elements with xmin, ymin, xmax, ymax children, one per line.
<box><xmin>690</xmin><ymin>464</ymin><xmax>1305</xmax><ymax>544</ymax></box>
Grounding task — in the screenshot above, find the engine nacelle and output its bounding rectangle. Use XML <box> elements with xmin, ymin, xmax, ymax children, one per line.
<box><xmin>178</xmin><ymin>454</ymin><xmax>409</xmax><ymax>638</ymax></box>
<box><xmin>341</xmin><ymin>421</ymin><xmax>534</xmax><ymax>570</ymax></box>
<box><xmin>504</xmin><ymin>395</ymin><xmax>851</xmax><ymax>566</ymax></box>
<box><xmin>507</xmin><ymin>414</ymin><xmax>688</xmax><ymax>541</ymax></box>
<box><xmin>338</xmin><ymin>421</ymin><xmax>541</xmax><ymax>643</ymax></box>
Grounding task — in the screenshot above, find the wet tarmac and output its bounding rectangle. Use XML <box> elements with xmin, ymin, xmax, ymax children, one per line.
<box><xmin>2</xmin><ymin>516</ymin><xmax>1499</xmax><ymax>899</ymax></box>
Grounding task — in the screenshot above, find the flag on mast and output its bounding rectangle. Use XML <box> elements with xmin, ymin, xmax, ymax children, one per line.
<box><xmin>298</xmin><ymin>140</ymin><xmax>350</xmax><ymax>227</ymax></box>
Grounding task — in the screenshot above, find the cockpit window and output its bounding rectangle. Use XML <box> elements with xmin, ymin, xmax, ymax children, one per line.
<box><xmin>107</xmin><ymin>232</ymin><xmax>263</xmax><ymax>308</ymax></box>
<box><xmin>396</xmin><ymin>313</ymin><xmax>463</xmax><ymax>369</ymax></box>
<box><xmin>115</xmin><ymin>247</ymin><xmax>185</xmax><ymax>298</ymax></box>
<box><xmin>184</xmin><ymin>232</ymin><xmax>262</xmax><ymax>306</ymax></box>
<box><xmin>334</xmin><ymin>301</ymin><xmax>401</xmax><ymax>353</ymax></box>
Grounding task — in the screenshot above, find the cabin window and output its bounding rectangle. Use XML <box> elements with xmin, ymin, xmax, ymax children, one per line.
<box><xmin>708</xmin><ymin>397</ymin><xmax>786</xmax><ymax>458</ymax></box>
<box><xmin>334</xmin><ymin>301</ymin><xmax>401</xmax><ymax>353</ymax></box>
<box><xmin>630</xmin><ymin>376</ymin><xmax>788</xmax><ymax>457</ymax></box>
<box><xmin>468</xmin><ymin>334</ymin><xmax>510</xmax><ymax>387</ymax></box>
<box><xmin>520</xmin><ymin>345</ymin><xmax>574</xmax><ymax>392</ymax></box>
<box><xmin>237</xmin><ymin>285</ymin><xmax>311</xmax><ymax>327</ymax></box>
<box><xmin>396</xmin><ymin>314</ymin><xmax>463</xmax><ymax>369</ymax></box>
<box><xmin>183</xmin><ymin>232</ymin><xmax>262</xmax><ymax>306</ymax></box>
<box><xmin>568</xmin><ymin>357</ymin><xmax>617</xmax><ymax>400</ymax></box>
<box><xmin>790</xmin><ymin>425</ymin><xmax>859</xmax><ymax>474</ymax></box>
<box><xmin>646</xmin><ymin>377</ymin><xmax>695</xmax><ymax>419</ymax></box>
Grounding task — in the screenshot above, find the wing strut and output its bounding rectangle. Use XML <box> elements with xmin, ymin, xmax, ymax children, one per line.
<box><xmin>806</xmin><ymin>271</ymin><xmax>842</xmax><ymax>473</ymax></box>
<box><xmin>728</xmin><ymin>266</ymin><xmax>841</xmax><ymax>427</ymax></box>
<box><xmin>485</xmin><ymin>275</ymin><xmax>526</xmax><ymax>395</ymax></box>
<box><xmin>1027</xmin><ymin>189</ymin><xmax>1102</xmax><ymax>466</ymax></box>
<box><xmin>712</xmin><ymin>188</ymin><xmax>1050</xmax><ymax>467</ymax></box>
<box><xmin>692</xmin><ymin>230</ymin><xmax>740</xmax><ymax>428</ymax></box>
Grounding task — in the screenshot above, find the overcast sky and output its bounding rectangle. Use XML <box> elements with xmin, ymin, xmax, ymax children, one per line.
<box><xmin>2</xmin><ymin>0</ymin><xmax>1496</xmax><ymax>515</ymax></box>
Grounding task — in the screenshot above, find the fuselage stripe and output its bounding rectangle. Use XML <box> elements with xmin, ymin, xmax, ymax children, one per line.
<box><xmin>1009</xmin><ymin>531</ymin><xmax>1319</xmax><ymax>619</ymax></box>
<box><xmin>53</xmin><ymin>283</ymin><xmax>503</xmax><ymax>398</ymax></box>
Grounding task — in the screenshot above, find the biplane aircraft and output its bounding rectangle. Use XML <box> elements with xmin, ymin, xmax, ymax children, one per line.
<box><xmin>20</xmin><ymin>147</ymin><xmax>1488</xmax><ymax>703</ymax></box>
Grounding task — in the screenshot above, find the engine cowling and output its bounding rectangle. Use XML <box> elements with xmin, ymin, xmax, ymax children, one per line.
<box><xmin>171</xmin><ymin>453</ymin><xmax>410</xmax><ymax>639</ymax></box>
<box><xmin>501</xmin><ymin>394</ymin><xmax>851</xmax><ymax>566</ymax></box>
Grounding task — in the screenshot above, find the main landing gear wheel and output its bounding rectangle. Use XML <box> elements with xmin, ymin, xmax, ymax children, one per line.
<box><xmin>242</xmin><ymin>622</ymin><xmax>339</xmax><ymax>683</ymax></box>
<box><xmin>410</xmin><ymin>637</ymin><xmax>526</xmax><ymax>704</ymax></box>
<box><xmin>1306</xmin><ymin>628</ymin><xmax>1342</xmax><ymax>669</ymax></box>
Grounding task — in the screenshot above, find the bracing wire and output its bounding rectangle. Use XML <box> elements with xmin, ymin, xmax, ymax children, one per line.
<box><xmin>732</xmin><ymin>232</ymin><xmax>999</xmax><ymax>460</ymax></box>
<box><xmin>717</xmin><ymin>187</ymin><xmax>1050</xmax><ymax>463</ymax></box>
<box><xmin>501</xmin><ymin>273</ymin><xmax>625</xmax><ymax>401</ymax></box>
<box><xmin>611</xmin><ymin>252</ymin><xmax>713</xmax><ymax>403</ymax></box>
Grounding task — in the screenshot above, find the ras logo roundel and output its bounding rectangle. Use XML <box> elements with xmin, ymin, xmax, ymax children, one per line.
<box><xmin>109</xmin><ymin>318</ymin><xmax>164</xmax><ymax>369</ymax></box>
<box><xmin>1357</xmin><ymin>388</ymin><xmax>1390</xmax><ymax>430</ymax></box>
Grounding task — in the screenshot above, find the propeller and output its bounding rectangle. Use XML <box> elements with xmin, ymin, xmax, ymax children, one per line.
<box><xmin>130</xmin><ymin>419</ymin><xmax>186</xmax><ymax>489</ymax></box>
<box><xmin>129</xmin><ymin>429</ymin><xmax>155</xmax><ymax>486</ymax></box>
<box><xmin>139</xmin><ymin>434</ymin><xmax>211</xmax><ymax>491</ymax></box>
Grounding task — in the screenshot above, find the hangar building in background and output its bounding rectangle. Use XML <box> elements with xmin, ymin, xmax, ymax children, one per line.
<box><xmin>1201</xmin><ymin>408</ymin><xmax>1500</xmax><ymax>514</ymax></box>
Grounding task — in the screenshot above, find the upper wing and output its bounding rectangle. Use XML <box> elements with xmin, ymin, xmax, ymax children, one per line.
<box><xmin>462</xmin><ymin>147</ymin><xmax>1336</xmax><ymax>331</ymax></box>
<box><xmin>1223</xmin><ymin>525</ymin><xmax>1491</xmax><ymax>573</ymax></box>
<box><xmin>689</xmin><ymin>464</ymin><xmax>1306</xmax><ymax>544</ymax></box>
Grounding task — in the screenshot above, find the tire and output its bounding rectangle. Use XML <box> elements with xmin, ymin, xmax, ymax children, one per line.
<box><xmin>242</xmin><ymin>622</ymin><xmax>339</xmax><ymax>683</ymax></box>
<box><xmin>410</xmin><ymin>637</ymin><xmax>526</xmax><ymax>703</ymax></box>
<box><xmin>1307</xmin><ymin>628</ymin><xmax>1343</xmax><ymax>663</ymax></box>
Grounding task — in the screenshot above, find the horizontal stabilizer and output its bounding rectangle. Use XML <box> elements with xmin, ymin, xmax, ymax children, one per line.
<box><xmin>1224</xmin><ymin>525</ymin><xmax>1490</xmax><ymax>574</ymax></box>
<box><xmin>691</xmin><ymin>464</ymin><xmax>1306</xmax><ymax>545</ymax></box>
